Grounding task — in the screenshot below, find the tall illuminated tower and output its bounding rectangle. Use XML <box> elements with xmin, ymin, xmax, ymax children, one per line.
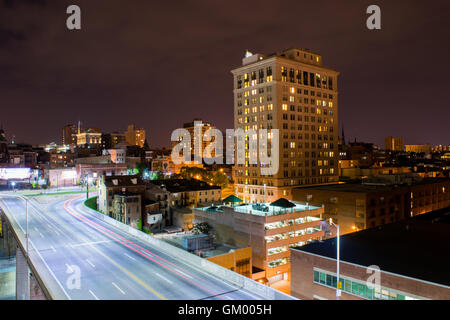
<box><xmin>231</xmin><ymin>48</ymin><xmax>339</xmax><ymax>202</ymax></box>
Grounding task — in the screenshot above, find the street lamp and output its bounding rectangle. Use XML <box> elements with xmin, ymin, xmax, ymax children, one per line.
<box><xmin>328</xmin><ymin>218</ymin><xmax>341</xmax><ymax>300</ymax></box>
<box><xmin>25</xmin><ymin>197</ymin><xmax>29</xmax><ymax>258</ymax></box>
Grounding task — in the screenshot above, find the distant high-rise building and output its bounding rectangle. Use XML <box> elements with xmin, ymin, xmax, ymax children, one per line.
<box><xmin>76</xmin><ymin>129</ymin><xmax>102</xmax><ymax>148</ymax></box>
<box><xmin>125</xmin><ymin>124</ymin><xmax>146</xmax><ymax>148</ymax></box>
<box><xmin>0</xmin><ymin>126</ymin><xmax>6</xmax><ymax>142</ymax></box>
<box><xmin>102</xmin><ymin>132</ymin><xmax>127</xmax><ymax>149</ymax></box>
<box><xmin>405</xmin><ymin>144</ymin><xmax>432</xmax><ymax>153</ymax></box>
<box><xmin>231</xmin><ymin>47</ymin><xmax>339</xmax><ymax>203</ymax></box>
<box><xmin>173</xmin><ymin>119</ymin><xmax>217</xmax><ymax>164</ymax></box>
<box><xmin>62</xmin><ymin>124</ymin><xmax>78</xmax><ymax>146</ymax></box>
<box><xmin>63</xmin><ymin>124</ymin><xmax>101</xmax><ymax>147</ymax></box>
<box><xmin>0</xmin><ymin>126</ymin><xmax>8</xmax><ymax>163</ymax></box>
<box><xmin>385</xmin><ymin>136</ymin><xmax>404</xmax><ymax>151</ymax></box>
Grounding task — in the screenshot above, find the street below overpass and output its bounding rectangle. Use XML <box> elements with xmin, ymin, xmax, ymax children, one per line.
<box><xmin>0</xmin><ymin>193</ymin><xmax>265</xmax><ymax>300</ymax></box>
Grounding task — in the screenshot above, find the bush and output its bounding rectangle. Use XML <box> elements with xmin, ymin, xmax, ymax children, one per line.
<box><xmin>84</xmin><ymin>196</ymin><xmax>98</xmax><ymax>211</ymax></box>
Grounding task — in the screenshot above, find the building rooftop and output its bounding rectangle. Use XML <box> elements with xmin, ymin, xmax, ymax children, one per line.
<box><xmin>295</xmin><ymin>177</ymin><xmax>450</xmax><ymax>194</ymax></box>
<box><xmin>103</xmin><ymin>175</ymin><xmax>145</xmax><ymax>188</ymax></box>
<box><xmin>149</xmin><ymin>179</ymin><xmax>221</xmax><ymax>193</ymax></box>
<box><xmin>196</xmin><ymin>201</ymin><xmax>322</xmax><ymax>217</ymax></box>
<box><xmin>292</xmin><ymin>207</ymin><xmax>450</xmax><ymax>287</ymax></box>
<box><xmin>232</xmin><ymin>47</ymin><xmax>339</xmax><ymax>73</ymax></box>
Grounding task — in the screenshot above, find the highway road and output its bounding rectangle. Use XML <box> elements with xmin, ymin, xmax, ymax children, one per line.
<box><xmin>0</xmin><ymin>194</ymin><xmax>264</xmax><ymax>300</ymax></box>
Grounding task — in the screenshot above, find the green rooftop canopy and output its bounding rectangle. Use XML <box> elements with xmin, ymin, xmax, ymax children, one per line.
<box><xmin>222</xmin><ymin>195</ymin><xmax>243</xmax><ymax>203</ymax></box>
<box><xmin>270</xmin><ymin>198</ymin><xmax>296</xmax><ymax>208</ymax></box>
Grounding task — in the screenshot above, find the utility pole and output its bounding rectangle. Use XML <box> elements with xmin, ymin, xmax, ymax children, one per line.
<box><xmin>86</xmin><ymin>173</ymin><xmax>89</xmax><ymax>200</ymax></box>
<box><xmin>25</xmin><ymin>198</ymin><xmax>29</xmax><ymax>258</ymax></box>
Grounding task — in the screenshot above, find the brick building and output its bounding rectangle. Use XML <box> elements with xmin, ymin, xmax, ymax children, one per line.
<box><xmin>290</xmin><ymin>208</ymin><xmax>450</xmax><ymax>300</ymax></box>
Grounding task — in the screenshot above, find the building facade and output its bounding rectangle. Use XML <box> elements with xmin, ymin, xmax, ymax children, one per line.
<box><xmin>112</xmin><ymin>192</ymin><xmax>142</xmax><ymax>228</ymax></box>
<box><xmin>97</xmin><ymin>175</ymin><xmax>146</xmax><ymax>217</ymax></box>
<box><xmin>384</xmin><ymin>136</ymin><xmax>404</xmax><ymax>151</ymax></box>
<box><xmin>173</xmin><ymin>119</ymin><xmax>217</xmax><ymax>164</ymax></box>
<box><xmin>193</xmin><ymin>201</ymin><xmax>324</xmax><ymax>284</ymax></box>
<box><xmin>62</xmin><ymin>124</ymin><xmax>78</xmax><ymax>146</ymax></box>
<box><xmin>292</xmin><ymin>176</ymin><xmax>450</xmax><ymax>235</ymax></box>
<box><xmin>231</xmin><ymin>48</ymin><xmax>339</xmax><ymax>203</ymax></box>
<box><xmin>76</xmin><ymin>130</ymin><xmax>102</xmax><ymax>148</ymax></box>
<box><xmin>125</xmin><ymin>124</ymin><xmax>146</xmax><ymax>148</ymax></box>
<box><xmin>405</xmin><ymin>144</ymin><xmax>432</xmax><ymax>153</ymax></box>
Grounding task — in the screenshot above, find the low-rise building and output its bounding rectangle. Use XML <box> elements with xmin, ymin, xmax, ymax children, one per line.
<box><xmin>145</xmin><ymin>183</ymin><xmax>170</xmax><ymax>228</ymax></box>
<box><xmin>156</xmin><ymin>232</ymin><xmax>253</xmax><ymax>278</ymax></box>
<box><xmin>97</xmin><ymin>175</ymin><xmax>146</xmax><ymax>217</ymax></box>
<box><xmin>50</xmin><ymin>151</ymin><xmax>76</xmax><ymax>168</ymax></box>
<box><xmin>103</xmin><ymin>149</ymin><xmax>126</xmax><ymax>164</ymax></box>
<box><xmin>48</xmin><ymin>168</ymin><xmax>77</xmax><ymax>187</ymax></box>
<box><xmin>150</xmin><ymin>179</ymin><xmax>221</xmax><ymax>208</ymax></box>
<box><xmin>112</xmin><ymin>191</ymin><xmax>142</xmax><ymax>228</ymax></box>
<box><xmin>339</xmin><ymin>166</ymin><xmax>411</xmax><ymax>180</ymax></box>
<box><xmin>76</xmin><ymin>162</ymin><xmax>127</xmax><ymax>185</ymax></box>
<box><xmin>293</xmin><ymin>176</ymin><xmax>450</xmax><ymax>235</ymax></box>
<box><xmin>290</xmin><ymin>208</ymin><xmax>450</xmax><ymax>300</ymax></box>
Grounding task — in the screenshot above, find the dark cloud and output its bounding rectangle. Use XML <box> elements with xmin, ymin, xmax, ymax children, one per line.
<box><xmin>1</xmin><ymin>0</ymin><xmax>449</xmax><ymax>147</ymax></box>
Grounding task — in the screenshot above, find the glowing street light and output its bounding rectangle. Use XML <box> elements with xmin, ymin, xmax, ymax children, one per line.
<box><xmin>329</xmin><ymin>218</ymin><xmax>341</xmax><ymax>300</ymax></box>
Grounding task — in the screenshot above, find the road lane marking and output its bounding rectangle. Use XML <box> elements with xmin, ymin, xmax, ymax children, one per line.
<box><xmin>54</xmin><ymin>230</ymin><xmax>60</xmax><ymax>236</ymax></box>
<box><xmin>71</xmin><ymin>240</ymin><xmax>111</xmax><ymax>248</ymax></box>
<box><xmin>155</xmin><ymin>273</ymin><xmax>173</xmax><ymax>285</ymax></box>
<box><xmin>90</xmin><ymin>245</ymin><xmax>167</xmax><ymax>300</ymax></box>
<box><xmin>86</xmin><ymin>259</ymin><xmax>95</xmax><ymax>268</ymax></box>
<box><xmin>112</xmin><ymin>282</ymin><xmax>125</xmax><ymax>295</ymax></box>
<box><xmin>34</xmin><ymin>227</ymin><xmax>38</xmax><ymax>232</ymax></box>
<box><xmin>50</xmin><ymin>245</ymin><xmax>56</xmax><ymax>253</ymax></box>
<box><xmin>39</xmin><ymin>232</ymin><xmax>44</xmax><ymax>238</ymax></box>
<box><xmin>65</xmin><ymin>264</ymin><xmax>73</xmax><ymax>273</ymax></box>
<box><xmin>175</xmin><ymin>269</ymin><xmax>193</xmax><ymax>279</ymax></box>
<box><xmin>124</xmin><ymin>253</ymin><xmax>136</xmax><ymax>261</ymax></box>
<box><xmin>89</xmin><ymin>290</ymin><xmax>100</xmax><ymax>300</ymax></box>
<box><xmin>63</xmin><ymin>196</ymin><xmax>223</xmax><ymax>299</ymax></box>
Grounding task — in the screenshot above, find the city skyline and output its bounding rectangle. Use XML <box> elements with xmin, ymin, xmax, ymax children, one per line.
<box><xmin>1</xmin><ymin>1</ymin><xmax>450</xmax><ymax>304</ymax></box>
<box><xmin>1</xmin><ymin>1</ymin><xmax>450</xmax><ymax>148</ymax></box>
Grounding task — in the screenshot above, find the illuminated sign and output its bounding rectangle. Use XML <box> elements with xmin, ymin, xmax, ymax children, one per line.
<box><xmin>0</xmin><ymin>168</ymin><xmax>32</xmax><ymax>180</ymax></box>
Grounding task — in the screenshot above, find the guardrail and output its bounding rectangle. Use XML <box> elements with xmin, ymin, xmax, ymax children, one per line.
<box><xmin>81</xmin><ymin>202</ymin><xmax>296</xmax><ymax>300</ymax></box>
<box><xmin>0</xmin><ymin>195</ymin><xmax>69</xmax><ymax>300</ymax></box>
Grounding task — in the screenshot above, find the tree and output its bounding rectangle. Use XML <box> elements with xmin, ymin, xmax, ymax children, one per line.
<box><xmin>192</xmin><ymin>222</ymin><xmax>211</xmax><ymax>235</ymax></box>
<box><xmin>135</xmin><ymin>162</ymin><xmax>150</xmax><ymax>175</ymax></box>
<box><xmin>178</xmin><ymin>166</ymin><xmax>230</xmax><ymax>189</ymax></box>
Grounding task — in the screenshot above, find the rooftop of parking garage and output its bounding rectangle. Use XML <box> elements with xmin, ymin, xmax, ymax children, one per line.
<box><xmin>196</xmin><ymin>202</ymin><xmax>322</xmax><ymax>217</ymax></box>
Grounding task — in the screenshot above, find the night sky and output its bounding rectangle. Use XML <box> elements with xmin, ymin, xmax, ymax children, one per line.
<box><xmin>1</xmin><ymin>0</ymin><xmax>450</xmax><ymax>148</ymax></box>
